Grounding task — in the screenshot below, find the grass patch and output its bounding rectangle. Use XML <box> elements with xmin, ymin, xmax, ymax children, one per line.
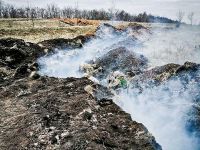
<box><xmin>0</xmin><ymin>19</ymin><xmax>97</xmax><ymax>43</ymax></box>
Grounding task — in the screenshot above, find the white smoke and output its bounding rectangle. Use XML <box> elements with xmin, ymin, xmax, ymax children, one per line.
<box><xmin>38</xmin><ymin>24</ymin><xmax>200</xmax><ymax>150</ymax></box>
<box><xmin>114</xmin><ymin>76</ymin><xmax>200</xmax><ymax>150</ymax></box>
<box><xmin>137</xmin><ymin>25</ymin><xmax>200</xmax><ymax>68</ymax></box>
<box><xmin>38</xmin><ymin>24</ymin><xmax>139</xmax><ymax>78</ymax></box>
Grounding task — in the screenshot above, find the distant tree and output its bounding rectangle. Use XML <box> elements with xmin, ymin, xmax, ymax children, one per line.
<box><xmin>62</xmin><ymin>7</ymin><xmax>73</xmax><ymax>18</ymax></box>
<box><xmin>30</xmin><ymin>8</ymin><xmax>37</xmax><ymax>27</ymax></box>
<box><xmin>9</xmin><ymin>5</ymin><xmax>17</xmax><ymax>18</ymax></box>
<box><xmin>17</xmin><ymin>8</ymin><xmax>26</xmax><ymax>18</ymax></box>
<box><xmin>116</xmin><ymin>10</ymin><xmax>125</xmax><ymax>21</ymax></box>
<box><xmin>0</xmin><ymin>0</ymin><xmax>178</xmax><ymax>24</ymax></box>
<box><xmin>81</xmin><ymin>9</ymin><xmax>88</xmax><ymax>19</ymax></box>
<box><xmin>177</xmin><ymin>10</ymin><xmax>185</xmax><ymax>23</ymax></box>
<box><xmin>51</xmin><ymin>4</ymin><xmax>60</xmax><ymax>18</ymax></box>
<box><xmin>176</xmin><ymin>10</ymin><xmax>185</xmax><ymax>27</ymax></box>
<box><xmin>135</xmin><ymin>12</ymin><xmax>148</xmax><ymax>22</ymax></box>
<box><xmin>47</xmin><ymin>4</ymin><xmax>60</xmax><ymax>18</ymax></box>
<box><xmin>109</xmin><ymin>0</ymin><xmax>117</xmax><ymax>22</ymax></box>
<box><xmin>0</xmin><ymin>0</ymin><xmax>3</xmax><ymax>18</ymax></box>
<box><xmin>188</xmin><ymin>12</ymin><xmax>194</xmax><ymax>25</ymax></box>
<box><xmin>74</xmin><ymin>0</ymin><xmax>79</xmax><ymax>24</ymax></box>
<box><xmin>2</xmin><ymin>4</ymin><xmax>9</xmax><ymax>18</ymax></box>
<box><xmin>39</xmin><ymin>8</ymin><xmax>45</xmax><ymax>18</ymax></box>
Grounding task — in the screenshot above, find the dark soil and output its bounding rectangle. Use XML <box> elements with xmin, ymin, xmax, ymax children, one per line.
<box><xmin>0</xmin><ymin>37</ymin><xmax>161</xmax><ymax>150</ymax></box>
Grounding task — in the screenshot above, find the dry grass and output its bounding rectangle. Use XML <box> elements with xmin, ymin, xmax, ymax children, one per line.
<box><xmin>0</xmin><ymin>18</ymin><xmax>98</xmax><ymax>43</ymax></box>
<box><xmin>0</xmin><ymin>18</ymin><xmax>160</xmax><ymax>43</ymax></box>
<box><xmin>62</xmin><ymin>18</ymin><xmax>100</xmax><ymax>26</ymax></box>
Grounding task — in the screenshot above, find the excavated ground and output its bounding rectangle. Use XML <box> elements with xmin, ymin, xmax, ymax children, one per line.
<box><xmin>0</xmin><ymin>34</ymin><xmax>161</xmax><ymax>149</ymax></box>
<box><xmin>1</xmin><ymin>23</ymin><xmax>200</xmax><ymax>150</ymax></box>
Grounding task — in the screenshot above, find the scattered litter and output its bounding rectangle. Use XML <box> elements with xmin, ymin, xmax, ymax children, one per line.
<box><xmin>84</xmin><ymin>85</ymin><xmax>95</xmax><ymax>97</ymax></box>
<box><xmin>107</xmin><ymin>71</ymin><xmax>128</xmax><ymax>89</ymax></box>
<box><xmin>17</xmin><ymin>89</ymin><xmax>32</xmax><ymax>97</ymax></box>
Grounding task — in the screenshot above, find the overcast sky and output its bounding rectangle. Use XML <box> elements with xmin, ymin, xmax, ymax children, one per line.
<box><xmin>5</xmin><ymin>0</ymin><xmax>200</xmax><ymax>24</ymax></box>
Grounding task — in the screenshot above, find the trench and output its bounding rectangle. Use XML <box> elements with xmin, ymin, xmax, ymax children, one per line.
<box><xmin>38</xmin><ymin>23</ymin><xmax>200</xmax><ymax>150</ymax></box>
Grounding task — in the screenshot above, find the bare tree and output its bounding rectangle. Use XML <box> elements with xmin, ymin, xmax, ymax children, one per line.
<box><xmin>30</xmin><ymin>8</ymin><xmax>37</xmax><ymax>28</ymax></box>
<box><xmin>109</xmin><ymin>0</ymin><xmax>117</xmax><ymax>22</ymax></box>
<box><xmin>74</xmin><ymin>0</ymin><xmax>79</xmax><ymax>25</ymax></box>
<box><xmin>188</xmin><ymin>12</ymin><xmax>194</xmax><ymax>25</ymax></box>
<box><xmin>49</xmin><ymin>4</ymin><xmax>60</xmax><ymax>18</ymax></box>
<box><xmin>62</xmin><ymin>7</ymin><xmax>73</xmax><ymax>18</ymax></box>
<box><xmin>176</xmin><ymin>10</ymin><xmax>185</xmax><ymax>27</ymax></box>
<box><xmin>0</xmin><ymin>0</ymin><xmax>3</xmax><ymax>18</ymax></box>
<box><xmin>177</xmin><ymin>10</ymin><xmax>185</xmax><ymax>23</ymax></box>
<box><xmin>18</xmin><ymin>8</ymin><xmax>26</xmax><ymax>18</ymax></box>
<box><xmin>39</xmin><ymin>8</ymin><xmax>45</xmax><ymax>18</ymax></box>
<box><xmin>9</xmin><ymin>5</ymin><xmax>17</xmax><ymax>18</ymax></box>
<box><xmin>0</xmin><ymin>0</ymin><xmax>179</xmax><ymax>24</ymax></box>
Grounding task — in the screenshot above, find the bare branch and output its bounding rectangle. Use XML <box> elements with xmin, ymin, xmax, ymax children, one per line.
<box><xmin>177</xmin><ymin>10</ymin><xmax>185</xmax><ymax>23</ymax></box>
<box><xmin>188</xmin><ymin>12</ymin><xmax>194</xmax><ymax>25</ymax></box>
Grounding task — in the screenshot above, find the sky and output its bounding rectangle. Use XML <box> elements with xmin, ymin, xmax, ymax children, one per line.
<box><xmin>5</xmin><ymin>0</ymin><xmax>200</xmax><ymax>24</ymax></box>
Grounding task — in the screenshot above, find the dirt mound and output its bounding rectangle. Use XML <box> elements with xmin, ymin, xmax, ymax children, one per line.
<box><xmin>87</xmin><ymin>47</ymin><xmax>148</xmax><ymax>79</ymax></box>
<box><xmin>0</xmin><ymin>36</ymin><xmax>94</xmax><ymax>83</ymax></box>
<box><xmin>131</xmin><ymin>62</ymin><xmax>200</xmax><ymax>86</ymax></box>
<box><xmin>0</xmin><ymin>76</ymin><xmax>161</xmax><ymax>150</ymax></box>
<box><xmin>95</xmin><ymin>23</ymin><xmax>122</xmax><ymax>37</ymax></box>
<box><xmin>0</xmin><ymin>38</ymin><xmax>44</xmax><ymax>69</ymax></box>
<box><xmin>38</xmin><ymin>35</ymin><xmax>93</xmax><ymax>50</ymax></box>
<box><xmin>116</xmin><ymin>22</ymin><xmax>149</xmax><ymax>31</ymax></box>
<box><xmin>0</xmin><ymin>38</ymin><xmax>161</xmax><ymax>149</ymax></box>
<box><xmin>130</xmin><ymin>62</ymin><xmax>200</xmax><ymax>139</ymax></box>
<box><xmin>0</xmin><ymin>38</ymin><xmax>45</xmax><ymax>84</ymax></box>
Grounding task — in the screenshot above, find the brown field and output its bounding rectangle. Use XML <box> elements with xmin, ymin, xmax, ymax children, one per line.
<box><xmin>61</xmin><ymin>18</ymin><xmax>100</xmax><ymax>26</ymax></box>
<box><xmin>0</xmin><ymin>18</ymin><xmax>98</xmax><ymax>43</ymax></box>
<box><xmin>0</xmin><ymin>18</ymin><xmax>169</xmax><ymax>43</ymax></box>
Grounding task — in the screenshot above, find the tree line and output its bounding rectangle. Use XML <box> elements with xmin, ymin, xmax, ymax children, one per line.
<box><xmin>0</xmin><ymin>0</ymin><xmax>177</xmax><ymax>23</ymax></box>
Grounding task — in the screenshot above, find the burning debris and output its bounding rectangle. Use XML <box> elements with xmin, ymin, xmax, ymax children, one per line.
<box><xmin>1</xmin><ymin>23</ymin><xmax>200</xmax><ymax>150</ymax></box>
<box><xmin>0</xmin><ymin>24</ymin><xmax>161</xmax><ymax>150</ymax></box>
<box><xmin>37</xmin><ymin>23</ymin><xmax>200</xmax><ymax>150</ymax></box>
<box><xmin>83</xmin><ymin>47</ymin><xmax>147</xmax><ymax>80</ymax></box>
<box><xmin>107</xmin><ymin>71</ymin><xmax>128</xmax><ymax>89</ymax></box>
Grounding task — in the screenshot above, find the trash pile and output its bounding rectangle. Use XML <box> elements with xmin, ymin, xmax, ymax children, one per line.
<box><xmin>0</xmin><ymin>37</ymin><xmax>161</xmax><ymax>150</ymax></box>
<box><xmin>79</xmin><ymin>46</ymin><xmax>148</xmax><ymax>97</ymax></box>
